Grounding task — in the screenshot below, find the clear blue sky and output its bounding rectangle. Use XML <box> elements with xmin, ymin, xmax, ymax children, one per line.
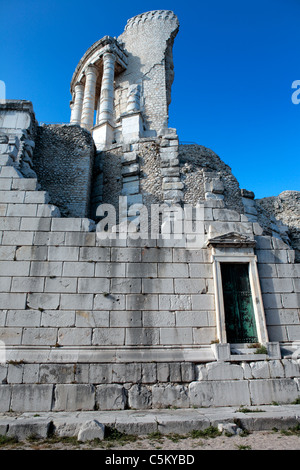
<box><xmin>1</xmin><ymin>0</ymin><xmax>300</xmax><ymax>199</ymax></box>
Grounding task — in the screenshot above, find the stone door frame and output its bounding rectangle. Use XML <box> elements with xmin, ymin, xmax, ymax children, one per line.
<box><xmin>212</xmin><ymin>252</ymin><xmax>269</xmax><ymax>346</ymax></box>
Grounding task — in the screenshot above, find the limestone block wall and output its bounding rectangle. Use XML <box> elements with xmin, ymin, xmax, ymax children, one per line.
<box><xmin>0</xmin><ymin>103</ymin><xmax>299</xmax><ymax>411</ymax></box>
<box><xmin>256</xmin><ymin>235</ymin><xmax>300</xmax><ymax>343</ymax></box>
<box><xmin>0</xmin><ymin>161</ymin><xmax>299</xmax><ymax>410</ymax></box>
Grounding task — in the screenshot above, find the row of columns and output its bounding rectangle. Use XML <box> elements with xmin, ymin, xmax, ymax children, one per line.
<box><xmin>70</xmin><ymin>52</ymin><xmax>116</xmax><ymax>130</ymax></box>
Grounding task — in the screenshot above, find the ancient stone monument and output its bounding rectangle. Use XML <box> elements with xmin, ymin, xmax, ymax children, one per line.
<box><xmin>0</xmin><ymin>11</ymin><xmax>299</xmax><ymax>413</ymax></box>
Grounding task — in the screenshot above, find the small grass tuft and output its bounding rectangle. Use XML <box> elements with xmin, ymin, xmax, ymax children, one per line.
<box><xmin>148</xmin><ymin>431</ymin><xmax>163</xmax><ymax>441</ymax></box>
<box><xmin>166</xmin><ymin>433</ymin><xmax>187</xmax><ymax>443</ymax></box>
<box><xmin>280</xmin><ymin>424</ymin><xmax>300</xmax><ymax>436</ymax></box>
<box><xmin>236</xmin><ymin>407</ymin><xmax>265</xmax><ymax>413</ymax></box>
<box><xmin>104</xmin><ymin>427</ymin><xmax>137</xmax><ymax>443</ymax></box>
<box><xmin>0</xmin><ymin>435</ymin><xmax>18</xmax><ymax>447</ymax></box>
<box><xmin>189</xmin><ymin>426</ymin><xmax>222</xmax><ymax>439</ymax></box>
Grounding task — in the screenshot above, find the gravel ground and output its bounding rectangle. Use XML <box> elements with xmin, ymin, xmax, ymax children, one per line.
<box><xmin>1</xmin><ymin>429</ymin><xmax>300</xmax><ymax>451</ymax></box>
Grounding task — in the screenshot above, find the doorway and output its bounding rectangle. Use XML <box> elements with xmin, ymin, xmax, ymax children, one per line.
<box><xmin>220</xmin><ymin>263</ymin><xmax>258</xmax><ymax>344</ymax></box>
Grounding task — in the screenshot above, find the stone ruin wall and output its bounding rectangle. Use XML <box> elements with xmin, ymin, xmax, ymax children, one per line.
<box><xmin>256</xmin><ymin>191</ymin><xmax>300</xmax><ymax>262</ymax></box>
<box><xmin>33</xmin><ymin>125</ymin><xmax>95</xmax><ymax>218</ymax></box>
<box><xmin>0</xmin><ymin>102</ymin><xmax>299</xmax><ymax>411</ymax></box>
<box><xmin>116</xmin><ymin>10</ymin><xmax>179</xmax><ymax>134</ymax></box>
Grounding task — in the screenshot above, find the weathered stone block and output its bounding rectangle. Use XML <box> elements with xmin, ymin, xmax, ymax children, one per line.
<box><xmin>75</xmin><ymin>310</ymin><xmax>109</xmax><ymax>328</ymax></box>
<box><xmin>282</xmin><ymin>359</ymin><xmax>300</xmax><ymax>378</ymax></box>
<box><xmin>125</xmin><ymin>327</ymin><xmax>159</xmax><ymax>346</ymax></box>
<box><xmin>22</xmin><ymin>328</ymin><xmax>57</xmax><ymax>346</ymax></box>
<box><xmin>142</xmin><ymin>278</ymin><xmax>173</xmax><ymax>294</ymax></box>
<box><xmin>27</xmin><ymin>293</ymin><xmax>60</xmax><ymax>310</ymax></box>
<box><xmin>0</xmin><ymin>293</ymin><xmax>26</xmax><ymax>309</ymax></box>
<box><xmin>111</xmin><ymin>278</ymin><xmax>142</xmax><ymax>294</ymax></box>
<box><xmin>206</xmin><ymin>362</ymin><xmax>244</xmax><ymax>381</ymax></box>
<box><xmin>11</xmin><ymin>384</ymin><xmax>54</xmax><ymax>411</ymax></box>
<box><xmin>0</xmin><ymin>277</ymin><xmax>12</xmax><ymax>292</ymax></box>
<box><xmin>78</xmin><ymin>277</ymin><xmax>110</xmax><ymax>294</ymax></box>
<box><xmin>249</xmin><ymin>378</ymin><xmax>299</xmax><ymax>405</ymax></box>
<box><xmin>152</xmin><ymin>384</ymin><xmax>189</xmax><ymax>408</ymax></box>
<box><xmin>63</xmin><ymin>261</ymin><xmax>95</xmax><ymax>277</ymax></box>
<box><xmin>141</xmin><ymin>363</ymin><xmax>157</xmax><ymax>383</ymax></box>
<box><xmin>126</xmin><ymin>294</ymin><xmax>158</xmax><ymax>311</ymax></box>
<box><xmin>80</xmin><ymin>247</ymin><xmax>110</xmax><ymax>262</ymax></box>
<box><xmin>2</xmin><ymin>230</ymin><xmax>34</xmax><ymax>245</ymax></box>
<box><xmin>0</xmin><ymin>261</ymin><xmax>30</xmax><ymax>277</ymax></box>
<box><xmin>193</xmin><ymin>327</ymin><xmax>216</xmax><ymax>344</ymax></box>
<box><xmin>36</xmin><ymin>204</ymin><xmax>60</xmax><ymax>217</ymax></box>
<box><xmin>160</xmin><ymin>327</ymin><xmax>193</xmax><ymax>345</ymax></box>
<box><xmin>7</xmin><ymin>363</ymin><xmax>23</xmax><ymax>384</ymax></box>
<box><xmin>95</xmin><ymin>262</ymin><xmax>126</xmax><ymax>278</ymax></box>
<box><xmin>0</xmin><ymin>385</ymin><xmax>11</xmax><ymax>411</ymax></box>
<box><xmin>250</xmin><ymin>361</ymin><xmax>270</xmax><ymax>379</ymax></box>
<box><xmin>20</xmin><ymin>217</ymin><xmax>51</xmax><ymax>231</ymax></box>
<box><xmin>96</xmin><ymin>384</ymin><xmax>126</xmax><ymax>410</ymax></box>
<box><xmin>78</xmin><ymin>420</ymin><xmax>105</xmax><ymax>442</ymax></box>
<box><xmin>0</xmin><ymin>246</ymin><xmax>15</xmax><ymax>261</ymax></box>
<box><xmin>191</xmin><ymin>294</ymin><xmax>215</xmax><ymax>311</ymax></box>
<box><xmin>41</xmin><ymin>310</ymin><xmax>76</xmax><ymax>327</ymax></box>
<box><xmin>111</xmin><ymin>363</ymin><xmax>142</xmax><ymax>383</ymax></box>
<box><xmin>126</xmin><ymin>262</ymin><xmax>157</xmax><ymax>278</ymax></box>
<box><xmin>60</xmin><ymin>294</ymin><xmax>93</xmax><ymax>310</ymax></box>
<box><xmin>128</xmin><ymin>384</ymin><xmax>152</xmax><ymax>409</ymax></box>
<box><xmin>181</xmin><ymin>363</ymin><xmax>195</xmax><ymax>382</ymax></box>
<box><xmin>260</xmin><ymin>278</ymin><xmax>294</xmax><ymax>293</ymax></box>
<box><xmin>93</xmin><ymin>327</ymin><xmax>125</xmax><ymax>346</ymax></box>
<box><xmin>268</xmin><ymin>360</ymin><xmax>285</xmax><ymax>378</ymax></box>
<box><xmin>212</xmin><ymin>209</ymin><xmax>240</xmax><ymax>222</ymax></box>
<box><xmin>6</xmin><ymin>309</ymin><xmax>41</xmax><ymax>327</ymax></box>
<box><xmin>110</xmin><ymin>310</ymin><xmax>142</xmax><ymax>327</ymax></box>
<box><xmin>48</xmin><ymin>246</ymin><xmax>79</xmax><ymax>261</ymax></box>
<box><xmin>189</xmin><ymin>380</ymin><xmax>251</xmax><ymax>407</ymax></box>
<box><xmin>159</xmin><ymin>294</ymin><xmax>192</xmax><ymax>310</ymax></box>
<box><xmin>0</xmin><ymin>327</ymin><xmax>22</xmax><ymax>345</ymax></box>
<box><xmin>143</xmin><ymin>310</ymin><xmax>175</xmax><ymax>327</ymax></box>
<box><xmin>11</xmin><ymin>276</ymin><xmax>44</xmax><ymax>292</ymax></box>
<box><xmin>7</xmin><ymin>418</ymin><xmax>52</xmax><ymax>440</ymax></box>
<box><xmin>53</xmin><ymin>384</ymin><xmax>95</xmax><ymax>411</ymax></box>
<box><xmin>39</xmin><ymin>364</ymin><xmax>75</xmax><ymax>384</ymax></box>
<box><xmin>174</xmin><ymin>278</ymin><xmax>206</xmax><ymax>294</ymax></box>
<box><xmin>6</xmin><ymin>203</ymin><xmax>37</xmax><ymax>217</ymax></box>
<box><xmin>89</xmin><ymin>364</ymin><xmax>112</xmax><ymax>384</ymax></box>
<box><xmin>22</xmin><ymin>364</ymin><xmax>39</xmax><ymax>383</ymax></box>
<box><xmin>94</xmin><ymin>293</ymin><xmax>125</xmax><ymax>310</ymax></box>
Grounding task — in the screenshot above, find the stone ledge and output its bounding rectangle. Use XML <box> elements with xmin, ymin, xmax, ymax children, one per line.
<box><xmin>1</xmin><ymin>405</ymin><xmax>300</xmax><ymax>437</ymax></box>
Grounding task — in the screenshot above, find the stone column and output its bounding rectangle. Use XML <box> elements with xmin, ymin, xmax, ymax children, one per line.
<box><xmin>81</xmin><ymin>65</ymin><xmax>98</xmax><ymax>130</ymax></box>
<box><xmin>96</xmin><ymin>95</ymin><xmax>101</xmax><ymax>126</ymax></box>
<box><xmin>98</xmin><ymin>52</ymin><xmax>116</xmax><ymax>124</ymax></box>
<box><xmin>70</xmin><ymin>82</ymin><xmax>84</xmax><ymax>125</ymax></box>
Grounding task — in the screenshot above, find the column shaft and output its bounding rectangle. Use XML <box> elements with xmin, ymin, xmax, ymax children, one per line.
<box><xmin>70</xmin><ymin>82</ymin><xmax>84</xmax><ymax>125</ymax></box>
<box><xmin>81</xmin><ymin>65</ymin><xmax>98</xmax><ymax>130</ymax></box>
<box><xmin>98</xmin><ymin>53</ymin><xmax>116</xmax><ymax>124</ymax></box>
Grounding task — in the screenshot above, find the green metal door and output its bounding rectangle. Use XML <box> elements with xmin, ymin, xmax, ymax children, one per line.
<box><xmin>221</xmin><ymin>263</ymin><xmax>258</xmax><ymax>343</ymax></box>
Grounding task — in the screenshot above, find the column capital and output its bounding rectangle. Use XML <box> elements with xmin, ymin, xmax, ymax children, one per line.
<box><xmin>84</xmin><ymin>64</ymin><xmax>99</xmax><ymax>76</ymax></box>
<box><xmin>74</xmin><ymin>81</ymin><xmax>84</xmax><ymax>89</ymax></box>
<box><xmin>102</xmin><ymin>52</ymin><xmax>116</xmax><ymax>63</ymax></box>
